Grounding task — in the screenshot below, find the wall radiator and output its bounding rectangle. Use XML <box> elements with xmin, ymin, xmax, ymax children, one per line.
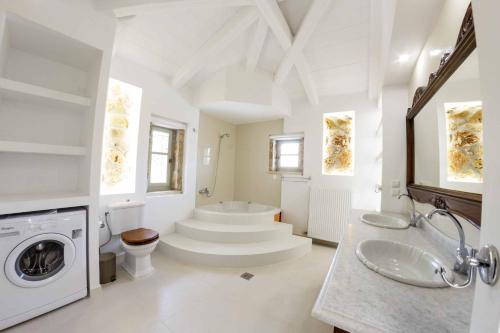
<box><xmin>307</xmin><ymin>188</ymin><xmax>351</xmax><ymax>243</ymax></box>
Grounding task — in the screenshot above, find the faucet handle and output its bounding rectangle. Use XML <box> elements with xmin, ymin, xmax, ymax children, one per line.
<box><xmin>440</xmin><ymin>245</ymin><xmax>500</xmax><ymax>288</ymax></box>
<box><xmin>456</xmin><ymin>248</ymin><xmax>465</xmax><ymax>264</ymax></box>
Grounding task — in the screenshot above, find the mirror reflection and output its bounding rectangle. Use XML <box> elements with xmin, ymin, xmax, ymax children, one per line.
<box><xmin>414</xmin><ymin>50</ymin><xmax>482</xmax><ymax>194</ymax></box>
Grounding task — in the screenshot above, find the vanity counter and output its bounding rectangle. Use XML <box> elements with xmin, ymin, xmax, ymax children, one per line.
<box><xmin>312</xmin><ymin>210</ymin><xmax>475</xmax><ymax>333</ymax></box>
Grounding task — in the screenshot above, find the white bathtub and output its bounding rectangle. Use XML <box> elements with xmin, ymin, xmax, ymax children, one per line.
<box><xmin>194</xmin><ymin>201</ymin><xmax>280</xmax><ymax>224</ymax></box>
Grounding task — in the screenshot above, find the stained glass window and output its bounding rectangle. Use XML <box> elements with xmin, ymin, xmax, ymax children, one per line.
<box><xmin>445</xmin><ymin>101</ymin><xmax>483</xmax><ymax>183</ymax></box>
<box><xmin>100</xmin><ymin>79</ymin><xmax>142</xmax><ymax>195</ymax></box>
<box><xmin>322</xmin><ymin>111</ymin><xmax>355</xmax><ymax>176</ymax></box>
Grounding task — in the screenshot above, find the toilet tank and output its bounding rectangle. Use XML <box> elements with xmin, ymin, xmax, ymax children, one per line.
<box><xmin>107</xmin><ymin>201</ymin><xmax>145</xmax><ymax>235</ymax></box>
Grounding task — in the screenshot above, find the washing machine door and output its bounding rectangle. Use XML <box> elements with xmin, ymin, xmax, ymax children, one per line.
<box><xmin>5</xmin><ymin>233</ymin><xmax>76</xmax><ymax>288</ymax></box>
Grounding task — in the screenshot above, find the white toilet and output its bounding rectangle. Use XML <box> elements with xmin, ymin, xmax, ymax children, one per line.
<box><xmin>107</xmin><ymin>201</ymin><xmax>159</xmax><ymax>279</ymax></box>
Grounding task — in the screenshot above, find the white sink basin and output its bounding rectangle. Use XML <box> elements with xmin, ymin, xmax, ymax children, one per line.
<box><xmin>360</xmin><ymin>213</ymin><xmax>409</xmax><ymax>229</ymax></box>
<box><xmin>356</xmin><ymin>239</ymin><xmax>453</xmax><ymax>288</ymax></box>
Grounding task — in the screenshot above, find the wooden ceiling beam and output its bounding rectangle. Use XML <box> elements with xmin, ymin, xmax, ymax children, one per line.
<box><xmin>274</xmin><ymin>0</ymin><xmax>331</xmax><ymax>84</ymax></box>
<box><xmin>113</xmin><ymin>0</ymin><xmax>253</xmax><ymax>18</ymax></box>
<box><xmin>254</xmin><ymin>0</ymin><xmax>319</xmax><ymax>105</ymax></box>
<box><xmin>171</xmin><ymin>7</ymin><xmax>259</xmax><ymax>88</ymax></box>
<box><xmin>111</xmin><ymin>0</ymin><xmax>286</xmax><ymax>18</ymax></box>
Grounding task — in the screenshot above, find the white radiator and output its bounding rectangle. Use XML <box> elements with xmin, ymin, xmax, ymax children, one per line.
<box><xmin>307</xmin><ymin>188</ymin><xmax>351</xmax><ymax>243</ymax></box>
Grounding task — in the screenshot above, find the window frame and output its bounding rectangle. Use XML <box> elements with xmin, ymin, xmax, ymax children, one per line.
<box><xmin>147</xmin><ymin>124</ymin><xmax>175</xmax><ymax>192</ymax></box>
<box><xmin>269</xmin><ymin>134</ymin><xmax>304</xmax><ymax>175</ymax></box>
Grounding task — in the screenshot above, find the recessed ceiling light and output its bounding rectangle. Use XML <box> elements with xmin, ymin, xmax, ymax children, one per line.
<box><xmin>397</xmin><ymin>54</ymin><xmax>410</xmax><ymax>63</ymax></box>
<box><xmin>429</xmin><ymin>49</ymin><xmax>442</xmax><ymax>56</ymax></box>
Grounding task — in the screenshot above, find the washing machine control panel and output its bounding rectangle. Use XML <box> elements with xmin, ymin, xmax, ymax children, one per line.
<box><xmin>0</xmin><ymin>224</ymin><xmax>23</xmax><ymax>239</ymax></box>
<box><xmin>0</xmin><ymin>210</ymin><xmax>85</xmax><ymax>241</ymax></box>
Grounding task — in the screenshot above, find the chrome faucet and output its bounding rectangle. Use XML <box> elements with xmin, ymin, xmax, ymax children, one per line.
<box><xmin>426</xmin><ymin>208</ymin><xmax>500</xmax><ymax>288</ymax></box>
<box><xmin>426</xmin><ymin>208</ymin><xmax>470</xmax><ymax>275</ymax></box>
<box><xmin>398</xmin><ymin>193</ymin><xmax>424</xmax><ymax>227</ymax></box>
<box><xmin>423</xmin><ymin>208</ymin><xmax>500</xmax><ymax>288</ymax></box>
<box><xmin>198</xmin><ymin>187</ymin><xmax>210</xmax><ymax>196</ymax></box>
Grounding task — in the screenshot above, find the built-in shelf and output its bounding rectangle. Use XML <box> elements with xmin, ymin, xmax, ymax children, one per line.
<box><xmin>0</xmin><ymin>140</ymin><xmax>87</xmax><ymax>156</ymax></box>
<box><xmin>0</xmin><ymin>192</ymin><xmax>90</xmax><ymax>215</ymax></box>
<box><xmin>0</xmin><ymin>12</ymin><xmax>102</xmax><ymax>216</ymax></box>
<box><xmin>0</xmin><ymin>78</ymin><xmax>91</xmax><ymax>109</ymax></box>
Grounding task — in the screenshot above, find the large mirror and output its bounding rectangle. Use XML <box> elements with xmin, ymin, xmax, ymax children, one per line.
<box><xmin>414</xmin><ymin>50</ymin><xmax>482</xmax><ymax>194</ymax></box>
<box><xmin>407</xmin><ymin>3</ymin><xmax>482</xmax><ymax>227</ymax></box>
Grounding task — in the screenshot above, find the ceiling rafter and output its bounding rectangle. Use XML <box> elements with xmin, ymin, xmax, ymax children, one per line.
<box><xmin>171</xmin><ymin>7</ymin><xmax>259</xmax><ymax>88</ymax></box>
<box><xmin>246</xmin><ymin>17</ymin><xmax>268</xmax><ymax>71</ymax></box>
<box><xmin>274</xmin><ymin>0</ymin><xmax>331</xmax><ymax>84</ymax></box>
<box><xmin>253</xmin><ymin>0</ymin><xmax>319</xmax><ymax>105</ymax></box>
<box><xmin>111</xmin><ymin>0</ymin><xmax>284</xmax><ymax>18</ymax></box>
<box><xmin>113</xmin><ymin>0</ymin><xmax>251</xmax><ymax>18</ymax></box>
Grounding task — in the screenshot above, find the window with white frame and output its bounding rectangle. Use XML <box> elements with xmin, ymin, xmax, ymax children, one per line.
<box><xmin>269</xmin><ymin>134</ymin><xmax>304</xmax><ymax>174</ymax></box>
<box><xmin>147</xmin><ymin>122</ymin><xmax>185</xmax><ymax>192</ymax></box>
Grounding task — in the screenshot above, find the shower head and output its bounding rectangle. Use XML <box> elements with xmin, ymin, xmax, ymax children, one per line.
<box><xmin>219</xmin><ymin>133</ymin><xmax>230</xmax><ymax>139</ymax></box>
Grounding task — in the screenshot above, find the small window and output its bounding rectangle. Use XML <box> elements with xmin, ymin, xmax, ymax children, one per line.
<box><xmin>148</xmin><ymin>123</ymin><xmax>185</xmax><ymax>192</ymax></box>
<box><xmin>269</xmin><ymin>134</ymin><xmax>304</xmax><ymax>174</ymax></box>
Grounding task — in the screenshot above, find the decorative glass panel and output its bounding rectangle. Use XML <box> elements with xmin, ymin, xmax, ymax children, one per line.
<box><xmin>101</xmin><ymin>79</ymin><xmax>142</xmax><ymax>195</ymax></box>
<box><xmin>445</xmin><ymin>101</ymin><xmax>483</xmax><ymax>183</ymax></box>
<box><xmin>322</xmin><ymin>111</ymin><xmax>355</xmax><ymax>176</ymax></box>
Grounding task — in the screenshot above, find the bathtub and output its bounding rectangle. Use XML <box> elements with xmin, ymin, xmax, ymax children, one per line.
<box><xmin>194</xmin><ymin>201</ymin><xmax>280</xmax><ymax>224</ymax></box>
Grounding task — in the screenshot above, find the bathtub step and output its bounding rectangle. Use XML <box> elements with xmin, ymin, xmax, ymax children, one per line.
<box><xmin>157</xmin><ymin>234</ymin><xmax>312</xmax><ymax>267</ymax></box>
<box><xmin>176</xmin><ymin>219</ymin><xmax>292</xmax><ymax>243</ymax></box>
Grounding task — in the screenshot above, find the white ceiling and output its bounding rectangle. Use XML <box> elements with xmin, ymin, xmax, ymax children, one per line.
<box><xmin>107</xmin><ymin>0</ymin><xmax>371</xmax><ymax>104</ymax></box>
<box><xmin>383</xmin><ymin>0</ymin><xmax>445</xmax><ymax>86</ymax></box>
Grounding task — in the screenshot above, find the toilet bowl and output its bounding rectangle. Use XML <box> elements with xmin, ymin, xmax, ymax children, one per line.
<box><xmin>107</xmin><ymin>202</ymin><xmax>159</xmax><ymax>279</ymax></box>
<box><xmin>120</xmin><ymin>228</ymin><xmax>159</xmax><ymax>278</ymax></box>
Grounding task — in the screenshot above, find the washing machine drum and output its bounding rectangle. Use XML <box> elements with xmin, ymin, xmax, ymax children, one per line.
<box><xmin>5</xmin><ymin>233</ymin><xmax>76</xmax><ymax>288</ymax></box>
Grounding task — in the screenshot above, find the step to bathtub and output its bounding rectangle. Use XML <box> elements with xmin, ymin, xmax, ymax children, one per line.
<box><xmin>157</xmin><ymin>234</ymin><xmax>312</xmax><ymax>267</ymax></box>
<box><xmin>176</xmin><ymin>219</ymin><xmax>292</xmax><ymax>243</ymax></box>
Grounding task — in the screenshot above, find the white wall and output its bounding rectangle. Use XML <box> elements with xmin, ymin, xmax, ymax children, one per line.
<box><xmin>195</xmin><ymin>112</ymin><xmax>236</xmax><ymax>207</ymax></box>
<box><xmin>470</xmin><ymin>0</ymin><xmax>500</xmax><ymax>331</ymax></box>
<box><xmin>100</xmin><ymin>56</ymin><xmax>199</xmax><ymax>239</ymax></box>
<box><xmin>234</xmin><ymin>119</ymin><xmax>283</xmax><ymax>207</ymax></box>
<box><xmin>408</xmin><ymin>0</ymin><xmax>470</xmax><ymax>99</ymax></box>
<box><xmin>0</xmin><ymin>0</ymin><xmax>117</xmax><ymax>290</ymax></box>
<box><xmin>283</xmin><ymin>93</ymin><xmax>382</xmax><ymax>212</ymax></box>
<box><xmin>195</xmin><ymin>66</ymin><xmax>291</xmax><ymax>124</ymax></box>
<box><xmin>380</xmin><ymin>85</ymin><xmax>408</xmax><ymax>213</ymax></box>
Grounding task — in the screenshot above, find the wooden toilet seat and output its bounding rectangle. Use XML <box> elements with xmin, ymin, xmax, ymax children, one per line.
<box><xmin>121</xmin><ymin>228</ymin><xmax>159</xmax><ymax>246</ymax></box>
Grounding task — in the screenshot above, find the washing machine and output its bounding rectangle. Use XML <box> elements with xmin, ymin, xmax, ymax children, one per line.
<box><xmin>0</xmin><ymin>208</ymin><xmax>87</xmax><ymax>330</ymax></box>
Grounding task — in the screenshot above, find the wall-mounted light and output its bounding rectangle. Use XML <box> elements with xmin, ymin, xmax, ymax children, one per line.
<box><xmin>397</xmin><ymin>54</ymin><xmax>410</xmax><ymax>63</ymax></box>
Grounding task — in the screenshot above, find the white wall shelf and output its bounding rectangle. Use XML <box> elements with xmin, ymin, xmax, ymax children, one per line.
<box><xmin>0</xmin><ymin>140</ymin><xmax>87</xmax><ymax>156</ymax></box>
<box><xmin>0</xmin><ymin>11</ymin><xmax>103</xmax><ymax>216</ymax></box>
<box><xmin>0</xmin><ymin>77</ymin><xmax>91</xmax><ymax>109</ymax></box>
<box><xmin>0</xmin><ymin>192</ymin><xmax>90</xmax><ymax>215</ymax></box>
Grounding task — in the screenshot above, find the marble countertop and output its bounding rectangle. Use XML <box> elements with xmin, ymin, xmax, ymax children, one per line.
<box><xmin>312</xmin><ymin>210</ymin><xmax>475</xmax><ymax>333</ymax></box>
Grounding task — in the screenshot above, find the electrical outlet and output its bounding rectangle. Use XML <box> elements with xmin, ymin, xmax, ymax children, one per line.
<box><xmin>391</xmin><ymin>179</ymin><xmax>400</xmax><ymax>188</ymax></box>
<box><xmin>391</xmin><ymin>189</ymin><xmax>400</xmax><ymax>197</ymax></box>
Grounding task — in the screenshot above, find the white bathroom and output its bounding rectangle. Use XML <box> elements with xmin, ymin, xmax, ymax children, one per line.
<box><xmin>1</xmin><ymin>0</ymin><xmax>500</xmax><ymax>332</ymax></box>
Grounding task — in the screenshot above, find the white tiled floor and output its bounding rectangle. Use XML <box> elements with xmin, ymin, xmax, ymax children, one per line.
<box><xmin>6</xmin><ymin>244</ymin><xmax>335</xmax><ymax>333</ymax></box>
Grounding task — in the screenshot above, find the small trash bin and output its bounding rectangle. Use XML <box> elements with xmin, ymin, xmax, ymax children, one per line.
<box><xmin>99</xmin><ymin>252</ymin><xmax>116</xmax><ymax>284</ymax></box>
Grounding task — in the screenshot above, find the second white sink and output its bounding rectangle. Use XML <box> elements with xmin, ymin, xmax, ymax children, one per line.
<box><xmin>360</xmin><ymin>213</ymin><xmax>409</xmax><ymax>229</ymax></box>
<box><xmin>356</xmin><ymin>239</ymin><xmax>454</xmax><ymax>288</ymax></box>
